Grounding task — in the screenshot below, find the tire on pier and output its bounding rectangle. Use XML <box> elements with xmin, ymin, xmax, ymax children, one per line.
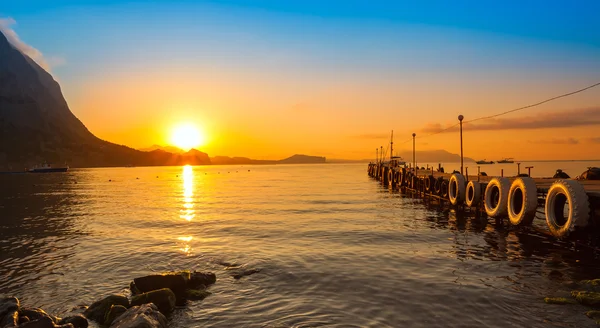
<box><xmin>448</xmin><ymin>173</ymin><xmax>466</xmax><ymax>205</ymax></box>
<box><xmin>508</xmin><ymin>177</ymin><xmax>538</xmax><ymax>226</ymax></box>
<box><xmin>440</xmin><ymin>179</ymin><xmax>449</xmax><ymax>199</ymax></box>
<box><xmin>545</xmin><ymin>179</ymin><xmax>590</xmax><ymax>238</ymax></box>
<box><xmin>388</xmin><ymin>169</ymin><xmax>395</xmax><ymax>187</ymax></box>
<box><xmin>465</xmin><ymin>181</ymin><xmax>482</xmax><ymax>207</ymax></box>
<box><xmin>434</xmin><ymin>177</ymin><xmax>444</xmax><ymax>195</ymax></box>
<box><xmin>399</xmin><ymin>168</ymin><xmax>406</xmax><ymax>187</ymax></box>
<box><xmin>424</xmin><ymin>175</ymin><xmax>435</xmax><ymax>192</ymax></box>
<box><xmin>484</xmin><ymin>177</ymin><xmax>511</xmax><ymax>217</ymax></box>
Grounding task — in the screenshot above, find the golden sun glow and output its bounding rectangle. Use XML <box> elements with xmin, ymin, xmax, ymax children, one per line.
<box><xmin>170</xmin><ymin>123</ymin><xmax>206</xmax><ymax>151</ymax></box>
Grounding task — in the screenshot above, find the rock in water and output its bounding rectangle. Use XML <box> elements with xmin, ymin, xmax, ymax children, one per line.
<box><xmin>132</xmin><ymin>273</ymin><xmax>187</xmax><ymax>304</ymax></box>
<box><xmin>109</xmin><ymin>304</ymin><xmax>167</xmax><ymax>328</ymax></box>
<box><xmin>189</xmin><ymin>272</ymin><xmax>217</xmax><ymax>288</ymax></box>
<box><xmin>543</xmin><ymin>297</ymin><xmax>577</xmax><ymax>305</ymax></box>
<box><xmin>0</xmin><ymin>297</ymin><xmax>19</xmax><ymax>318</ymax></box>
<box><xmin>572</xmin><ymin>291</ymin><xmax>600</xmax><ymax>307</ymax></box>
<box><xmin>83</xmin><ymin>295</ymin><xmax>129</xmax><ymax>323</ymax></box>
<box><xmin>17</xmin><ymin>317</ymin><xmax>57</xmax><ymax>328</ymax></box>
<box><xmin>18</xmin><ymin>308</ymin><xmax>59</xmax><ymax>324</ymax></box>
<box><xmin>130</xmin><ymin>289</ymin><xmax>176</xmax><ymax>315</ymax></box>
<box><xmin>59</xmin><ymin>314</ymin><xmax>88</xmax><ymax>328</ymax></box>
<box><xmin>104</xmin><ymin>305</ymin><xmax>128</xmax><ymax>326</ymax></box>
<box><xmin>0</xmin><ymin>309</ymin><xmax>18</xmax><ymax>327</ymax></box>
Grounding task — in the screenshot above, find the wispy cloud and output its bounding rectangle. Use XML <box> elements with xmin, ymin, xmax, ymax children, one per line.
<box><xmin>0</xmin><ymin>17</ymin><xmax>64</xmax><ymax>71</ymax></box>
<box><xmin>420</xmin><ymin>107</ymin><xmax>600</xmax><ymax>133</ymax></box>
<box><xmin>529</xmin><ymin>138</ymin><xmax>579</xmax><ymax>145</ymax></box>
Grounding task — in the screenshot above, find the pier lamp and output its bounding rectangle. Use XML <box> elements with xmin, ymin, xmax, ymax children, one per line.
<box><xmin>412</xmin><ymin>133</ymin><xmax>416</xmax><ymax>170</ymax></box>
<box><xmin>458</xmin><ymin>115</ymin><xmax>464</xmax><ymax>175</ymax></box>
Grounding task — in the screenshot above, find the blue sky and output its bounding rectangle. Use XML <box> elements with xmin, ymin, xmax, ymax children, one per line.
<box><xmin>1</xmin><ymin>1</ymin><xmax>600</xmax><ymax>159</ymax></box>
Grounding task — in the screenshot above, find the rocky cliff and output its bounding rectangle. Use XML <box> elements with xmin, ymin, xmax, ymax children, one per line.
<box><xmin>0</xmin><ymin>31</ymin><xmax>210</xmax><ymax>169</ymax></box>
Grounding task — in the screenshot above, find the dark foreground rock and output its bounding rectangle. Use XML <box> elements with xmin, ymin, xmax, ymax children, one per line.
<box><xmin>109</xmin><ymin>304</ymin><xmax>167</xmax><ymax>328</ymax></box>
<box><xmin>18</xmin><ymin>316</ymin><xmax>73</xmax><ymax>328</ymax></box>
<box><xmin>0</xmin><ymin>297</ymin><xmax>19</xmax><ymax>319</ymax></box>
<box><xmin>104</xmin><ymin>305</ymin><xmax>127</xmax><ymax>326</ymax></box>
<box><xmin>0</xmin><ymin>309</ymin><xmax>18</xmax><ymax>327</ymax></box>
<box><xmin>58</xmin><ymin>315</ymin><xmax>88</xmax><ymax>328</ymax></box>
<box><xmin>83</xmin><ymin>295</ymin><xmax>129</xmax><ymax>323</ymax></box>
<box><xmin>131</xmin><ymin>271</ymin><xmax>215</xmax><ymax>305</ymax></box>
<box><xmin>572</xmin><ymin>291</ymin><xmax>600</xmax><ymax>307</ymax></box>
<box><xmin>18</xmin><ymin>308</ymin><xmax>59</xmax><ymax>325</ymax></box>
<box><xmin>130</xmin><ymin>289</ymin><xmax>175</xmax><ymax>315</ymax></box>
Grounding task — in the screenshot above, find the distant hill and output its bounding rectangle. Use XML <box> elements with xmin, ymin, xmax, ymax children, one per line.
<box><xmin>139</xmin><ymin>145</ymin><xmax>184</xmax><ymax>154</ymax></box>
<box><xmin>210</xmin><ymin>154</ymin><xmax>325</xmax><ymax>165</ymax></box>
<box><xmin>0</xmin><ymin>30</ymin><xmax>211</xmax><ymax>169</ymax></box>
<box><xmin>278</xmin><ymin>154</ymin><xmax>326</xmax><ymax>164</ymax></box>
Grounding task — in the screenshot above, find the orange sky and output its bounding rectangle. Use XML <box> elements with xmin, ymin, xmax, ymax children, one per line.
<box><xmin>6</xmin><ymin>2</ymin><xmax>599</xmax><ymax>160</ymax></box>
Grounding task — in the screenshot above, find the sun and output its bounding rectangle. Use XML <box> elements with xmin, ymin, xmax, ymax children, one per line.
<box><xmin>170</xmin><ymin>123</ymin><xmax>206</xmax><ymax>151</ymax></box>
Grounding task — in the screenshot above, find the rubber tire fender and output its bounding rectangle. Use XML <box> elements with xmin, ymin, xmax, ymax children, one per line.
<box><xmin>484</xmin><ymin>177</ymin><xmax>511</xmax><ymax>217</ymax></box>
<box><xmin>440</xmin><ymin>180</ymin><xmax>449</xmax><ymax>199</ymax></box>
<box><xmin>434</xmin><ymin>177</ymin><xmax>443</xmax><ymax>195</ymax></box>
<box><xmin>508</xmin><ymin>177</ymin><xmax>538</xmax><ymax>226</ymax></box>
<box><xmin>449</xmin><ymin>173</ymin><xmax>466</xmax><ymax>205</ymax></box>
<box><xmin>545</xmin><ymin>179</ymin><xmax>590</xmax><ymax>238</ymax></box>
<box><xmin>465</xmin><ymin>181</ymin><xmax>482</xmax><ymax>207</ymax></box>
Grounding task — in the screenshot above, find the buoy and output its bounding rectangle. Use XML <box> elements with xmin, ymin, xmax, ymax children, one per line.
<box><xmin>545</xmin><ymin>179</ymin><xmax>590</xmax><ymax>238</ymax></box>
<box><xmin>507</xmin><ymin>177</ymin><xmax>537</xmax><ymax>226</ymax></box>
<box><xmin>484</xmin><ymin>177</ymin><xmax>510</xmax><ymax>217</ymax></box>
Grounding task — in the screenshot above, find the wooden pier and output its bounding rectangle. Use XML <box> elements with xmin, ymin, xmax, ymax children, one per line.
<box><xmin>368</xmin><ymin>162</ymin><xmax>600</xmax><ymax>239</ymax></box>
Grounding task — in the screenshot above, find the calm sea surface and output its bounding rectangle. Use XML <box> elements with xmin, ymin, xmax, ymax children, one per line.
<box><xmin>2</xmin><ymin>163</ymin><xmax>600</xmax><ymax>327</ymax></box>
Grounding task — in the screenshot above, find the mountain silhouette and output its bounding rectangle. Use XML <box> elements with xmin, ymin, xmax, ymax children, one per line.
<box><xmin>0</xmin><ymin>31</ymin><xmax>210</xmax><ymax>169</ymax></box>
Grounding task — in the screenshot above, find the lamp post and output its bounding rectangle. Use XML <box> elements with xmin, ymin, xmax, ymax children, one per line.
<box><xmin>412</xmin><ymin>133</ymin><xmax>416</xmax><ymax>171</ymax></box>
<box><xmin>458</xmin><ymin>115</ymin><xmax>464</xmax><ymax>175</ymax></box>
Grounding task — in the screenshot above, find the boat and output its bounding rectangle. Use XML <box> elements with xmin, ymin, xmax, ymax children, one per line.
<box><xmin>476</xmin><ymin>159</ymin><xmax>494</xmax><ymax>164</ymax></box>
<box><xmin>391</xmin><ymin>156</ymin><xmax>406</xmax><ymax>167</ymax></box>
<box><xmin>28</xmin><ymin>163</ymin><xmax>69</xmax><ymax>173</ymax></box>
<box><xmin>497</xmin><ymin>158</ymin><xmax>514</xmax><ymax>164</ymax></box>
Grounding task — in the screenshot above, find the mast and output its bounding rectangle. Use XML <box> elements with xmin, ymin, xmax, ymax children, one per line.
<box><xmin>380</xmin><ymin>146</ymin><xmax>383</xmax><ymax>164</ymax></box>
<box><xmin>390</xmin><ymin>130</ymin><xmax>393</xmax><ymax>163</ymax></box>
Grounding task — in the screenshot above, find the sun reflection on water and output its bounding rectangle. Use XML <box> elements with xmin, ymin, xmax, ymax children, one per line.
<box><xmin>180</xmin><ymin>165</ymin><xmax>195</xmax><ymax>222</ymax></box>
<box><xmin>177</xmin><ymin>236</ymin><xmax>194</xmax><ymax>255</ymax></box>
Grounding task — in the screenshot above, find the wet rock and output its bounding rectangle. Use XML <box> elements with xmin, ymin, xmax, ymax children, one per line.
<box><xmin>0</xmin><ymin>309</ymin><xmax>18</xmax><ymax>327</ymax></box>
<box><xmin>572</xmin><ymin>291</ymin><xmax>600</xmax><ymax>307</ymax></box>
<box><xmin>587</xmin><ymin>310</ymin><xmax>600</xmax><ymax>320</ymax></box>
<box><xmin>132</xmin><ymin>273</ymin><xmax>187</xmax><ymax>304</ymax></box>
<box><xmin>544</xmin><ymin>297</ymin><xmax>577</xmax><ymax>305</ymax></box>
<box><xmin>130</xmin><ymin>288</ymin><xmax>176</xmax><ymax>315</ymax></box>
<box><xmin>132</xmin><ymin>271</ymin><xmax>215</xmax><ymax>304</ymax></box>
<box><xmin>18</xmin><ymin>308</ymin><xmax>58</xmax><ymax>324</ymax></box>
<box><xmin>58</xmin><ymin>315</ymin><xmax>88</xmax><ymax>328</ymax></box>
<box><xmin>18</xmin><ymin>317</ymin><xmax>55</xmax><ymax>328</ymax></box>
<box><xmin>19</xmin><ymin>316</ymin><xmax>30</xmax><ymax>324</ymax></box>
<box><xmin>0</xmin><ymin>297</ymin><xmax>19</xmax><ymax>318</ymax></box>
<box><xmin>578</xmin><ymin>279</ymin><xmax>600</xmax><ymax>292</ymax></box>
<box><xmin>109</xmin><ymin>304</ymin><xmax>167</xmax><ymax>328</ymax></box>
<box><xmin>83</xmin><ymin>295</ymin><xmax>129</xmax><ymax>323</ymax></box>
<box><xmin>230</xmin><ymin>268</ymin><xmax>261</xmax><ymax>280</ymax></box>
<box><xmin>185</xmin><ymin>289</ymin><xmax>211</xmax><ymax>301</ymax></box>
<box><xmin>104</xmin><ymin>305</ymin><xmax>127</xmax><ymax>326</ymax></box>
<box><xmin>189</xmin><ymin>272</ymin><xmax>216</xmax><ymax>288</ymax></box>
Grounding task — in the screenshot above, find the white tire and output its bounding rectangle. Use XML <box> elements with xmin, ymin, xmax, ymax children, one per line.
<box><xmin>484</xmin><ymin>177</ymin><xmax>511</xmax><ymax>217</ymax></box>
<box><xmin>545</xmin><ymin>179</ymin><xmax>590</xmax><ymax>238</ymax></box>
<box><xmin>448</xmin><ymin>173</ymin><xmax>466</xmax><ymax>205</ymax></box>
<box><xmin>508</xmin><ymin>177</ymin><xmax>538</xmax><ymax>226</ymax></box>
<box><xmin>465</xmin><ymin>181</ymin><xmax>482</xmax><ymax>207</ymax></box>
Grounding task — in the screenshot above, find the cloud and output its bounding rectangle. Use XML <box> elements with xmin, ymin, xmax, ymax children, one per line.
<box><xmin>529</xmin><ymin>138</ymin><xmax>579</xmax><ymax>145</ymax></box>
<box><xmin>420</xmin><ymin>107</ymin><xmax>600</xmax><ymax>133</ymax></box>
<box><xmin>0</xmin><ymin>17</ymin><xmax>64</xmax><ymax>71</ymax></box>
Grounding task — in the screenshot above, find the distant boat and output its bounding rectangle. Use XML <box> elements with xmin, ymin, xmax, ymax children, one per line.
<box><xmin>28</xmin><ymin>163</ymin><xmax>69</xmax><ymax>173</ymax></box>
<box><xmin>476</xmin><ymin>159</ymin><xmax>494</xmax><ymax>164</ymax></box>
<box><xmin>497</xmin><ymin>158</ymin><xmax>515</xmax><ymax>164</ymax></box>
